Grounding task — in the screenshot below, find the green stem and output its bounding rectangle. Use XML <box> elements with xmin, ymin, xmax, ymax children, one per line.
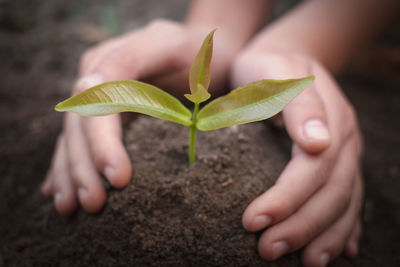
<box><xmin>189</xmin><ymin>103</ymin><xmax>200</xmax><ymax>165</ymax></box>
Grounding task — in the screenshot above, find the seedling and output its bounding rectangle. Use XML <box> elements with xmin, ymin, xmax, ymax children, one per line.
<box><xmin>55</xmin><ymin>29</ymin><xmax>314</xmax><ymax>165</ymax></box>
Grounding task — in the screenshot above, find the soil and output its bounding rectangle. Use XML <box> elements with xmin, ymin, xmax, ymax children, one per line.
<box><xmin>1</xmin><ymin>0</ymin><xmax>400</xmax><ymax>266</ymax></box>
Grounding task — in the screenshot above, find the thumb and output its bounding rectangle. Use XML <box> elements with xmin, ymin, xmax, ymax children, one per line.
<box><xmin>283</xmin><ymin>84</ymin><xmax>331</xmax><ymax>154</ymax></box>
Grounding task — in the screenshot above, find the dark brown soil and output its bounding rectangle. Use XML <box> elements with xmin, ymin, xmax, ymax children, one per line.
<box><xmin>3</xmin><ymin>116</ymin><xmax>297</xmax><ymax>266</ymax></box>
<box><xmin>1</xmin><ymin>0</ymin><xmax>400</xmax><ymax>266</ymax></box>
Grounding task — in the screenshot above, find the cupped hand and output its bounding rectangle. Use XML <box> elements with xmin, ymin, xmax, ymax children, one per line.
<box><xmin>41</xmin><ymin>20</ymin><xmax>234</xmax><ymax>215</ymax></box>
<box><xmin>231</xmin><ymin>49</ymin><xmax>363</xmax><ymax>267</ymax></box>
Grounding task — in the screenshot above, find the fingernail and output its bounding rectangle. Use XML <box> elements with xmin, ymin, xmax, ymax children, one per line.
<box><xmin>104</xmin><ymin>166</ymin><xmax>115</xmax><ymax>180</ymax></box>
<box><xmin>304</xmin><ymin>119</ymin><xmax>330</xmax><ymax>141</ymax></box>
<box><xmin>252</xmin><ymin>215</ymin><xmax>272</xmax><ymax>230</ymax></box>
<box><xmin>78</xmin><ymin>188</ymin><xmax>88</xmax><ymax>200</ymax></box>
<box><xmin>348</xmin><ymin>240</ymin><xmax>358</xmax><ymax>255</ymax></box>
<box><xmin>55</xmin><ymin>192</ymin><xmax>62</xmax><ymax>203</ymax></box>
<box><xmin>75</xmin><ymin>73</ymin><xmax>104</xmax><ymax>93</ymax></box>
<box><xmin>320</xmin><ymin>252</ymin><xmax>330</xmax><ymax>266</ymax></box>
<box><xmin>272</xmin><ymin>241</ymin><xmax>289</xmax><ymax>259</ymax></box>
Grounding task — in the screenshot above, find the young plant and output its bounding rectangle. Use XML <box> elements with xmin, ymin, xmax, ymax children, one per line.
<box><xmin>55</xmin><ymin>29</ymin><xmax>314</xmax><ymax>165</ymax></box>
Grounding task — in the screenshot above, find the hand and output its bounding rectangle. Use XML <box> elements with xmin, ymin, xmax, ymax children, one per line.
<box><xmin>41</xmin><ymin>20</ymin><xmax>234</xmax><ymax>215</ymax></box>
<box><xmin>231</xmin><ymin>48</ymin><xmax>363</xmax><ymax>267</ymax></box>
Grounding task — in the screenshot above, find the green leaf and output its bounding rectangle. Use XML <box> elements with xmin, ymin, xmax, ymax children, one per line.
<box><xmin>196</xmin><ymin>76</ymin><xmax>315</xmax><ymax>131</ymax></box>
<box><xmin>189</xmin><ymin>28</ymin><xmax>216</xmax><ymax>95</ymax></box>
<box><xmin>184</xmin><ymin>84</ymin><xmax>211</xmax><ymax>104</ymax></box>
<box><xmin>55</xmin><ymin>80</ymin><xmax>192</xmax><ymax>126</ymax></box>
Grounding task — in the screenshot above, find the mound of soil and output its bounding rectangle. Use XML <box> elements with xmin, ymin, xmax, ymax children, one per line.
<box><xmin>1</xmin><ymin>116</ymin><xmax>297</xmax><ymax>266</ymax></box>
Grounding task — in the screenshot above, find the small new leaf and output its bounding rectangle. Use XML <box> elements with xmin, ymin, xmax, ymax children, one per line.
<box><xmin>184</xmin><ymin>84</ymin><xmax>211</xmax><ymax>104</ymax></box>
<box><xmin>189</xmin><ymin>28</ymin><xmax>216</xmax><ymax>94</ymax></box>
<box><xmin>196</xmin><ymin>76</ymin><xmax>315</xmax><ymax>131</ymax></box>
<box><xmin>55</xmin><ymin>80</ymin><xmax>192</xmax><ymax>126</ymax></box>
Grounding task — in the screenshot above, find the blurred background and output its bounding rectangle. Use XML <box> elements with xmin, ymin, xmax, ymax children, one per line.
<box><xmin>0</xmin><ymin>0</ymin><xmax>399</xmax><ymax>265</ymax></box>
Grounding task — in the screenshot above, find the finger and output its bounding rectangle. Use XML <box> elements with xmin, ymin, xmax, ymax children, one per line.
<box><xmin>40</xmin><ymin>175</ymin><xmax>53</xmax><ymax>198</ymax></box>
<box><xmin>79</xmin><ymin>36</ymin><xmax>128</xmax><ymax>77</ymax></box>
<box><xmin>42</xmin><ymin>136</ymin><xmax>65</xmax><ymax>198</ymax></box>
<box><xmin>242</xmin><ymin>146</ymin><xmax>336</xmax><ymax>232</ymax></box>
<box><xmin>301</xmin><ymin>175</ymin><xmax>363</xmax><ymax>267</ymax></box>
<box><xmin>68</xmin><ymin>21</ymin><xmax>192</xmax><ymax>205</ymax></box>
<box><xmin>75</xmin><ymin>64</ymin><xmax>133</xmax><ymax>190</ymax></box>
<box><xmin>50</xmin><ymin>135</ymin><xmax>78</xmax><ymax>216</ymax></box>
<box><xmin>344</xmin><ymin>218</ymin><xmax>362</xmax><ymax>258</ymax></box>
<box><xmin>82</xmin><ymin>115</ymin><xmax>132</xmax><ymax>188</ymax></box>
<box><xmin>255</xmin><ymin>139</ymin><xmax>358</xmax><ymax>260</ymax></box>
<box><xmin>283</xmin><ymin>83</ymin><xmax>331</xmax><ymax>154</ymax></box>
<box><xmin>72</xmin><ymin>25</ymin><xmax>191</xmax><ymax>189</ymax></box>
<box><xmin>65</xmin><ymin>113</ymin><xmax>107</xmax><ymax>213</ymax></box>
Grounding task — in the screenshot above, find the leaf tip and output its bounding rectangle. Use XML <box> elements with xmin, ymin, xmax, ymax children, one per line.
<box><xmin>207</xmin><ymin>28</ymin><xmax>218</xmax><ymax>43</ymax></box>
<box><xmin>299</xmin><ymin>75</ymin><xmax>315</xmax><ymax>88</ymax></box>
<box><xmin>54</xmin><ymin>102</ymin><xmax>64</xmax><ymax>112</ymax></box>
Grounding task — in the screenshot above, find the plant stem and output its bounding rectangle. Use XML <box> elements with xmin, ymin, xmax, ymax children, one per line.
<box><xmin>189</xmin><ymin>103</ymin><xmax>200</xmax><ymax>165</ymax></box>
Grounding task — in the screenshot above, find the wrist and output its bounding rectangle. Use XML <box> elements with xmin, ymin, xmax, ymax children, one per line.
<box><xmin>185</xmin><ymin>24</ymin><xmax>244</xmax><ymax>57</ymax></box>
<box><xmin>184</xmin><ymin>0</ymin><xmax>271</xmax><ymax>55</ymax></box>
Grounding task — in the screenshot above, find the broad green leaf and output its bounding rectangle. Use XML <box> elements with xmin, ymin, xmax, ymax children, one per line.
<box><xmin>196</xmin><ymin>76</ymin><xmax>315</xmax><ymax>131</ymax></box>
<box><xmin>55</xmin><ymin>80</ymin><xmax>192</xmax><ymax>126</ymax></box>
<box><xmin>184</xmin><ymin>84</ymin><xmax>211</xmax><ymax>104</ymax></box>
<box><xmin>189</xmin><ymin>29</ymin><xmax>216</xmax><ymax>95</ymax></box>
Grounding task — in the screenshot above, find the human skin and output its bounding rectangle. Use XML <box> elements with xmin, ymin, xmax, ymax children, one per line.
<box><xmin>232</xmin><ymin>50</ymin><xmax>363</xmax><ymax>266</ymax></box>
<box><xmin>232</xmin><ymin>0</ymin><xmax>400</xmax><ymax>266</ymax></box>
<box><xmin>42</xmin><ymin>1</ymin><xmax>270</xmax><ymax>215</ymax></box>
<box><xmin>42</xmin><ymin>0</ymin><xmax>400</xmax><ymax>266</ymax></box>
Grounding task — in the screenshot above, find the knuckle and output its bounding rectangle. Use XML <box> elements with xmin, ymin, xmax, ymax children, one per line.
<box><xmin>287</xmin><ymin>221</ymin><xmax>318</xmax><ymax>249</ymax></box>
<box><xmin>145</xmin><ymin>21</ymin><xmax>191</xmax><ymax>66</ymax></box>
<box><xmin>231</xmin><ymin>52</ymin><xmax>270</xmax><ymax>85</ymax></box>
<box><xmin>72</xmin><ymin>76</ymin><xmax>97</xmax><ymax>95</ymax></box>
<box><xmin>146</xmin><ymin>19</ymin><xmax>181</xmax><ymax>34</ymax></box>
<box><xmin>79</xmin><ymin>49</ymin><xmax>95</xmax><ymax>73</ymax></box>
<box><xmin>285</xmin><ymin>51</ymin><xmax>311</xmax><ymax>66</ymax></box>
<box><xmin>302</xmin><ymin>221</ymin><xmax>319</xmax><ymax>242</ymax></box>
<box><xmin>102</xmin><ymin>48</ymin><xmax>128</xmax><ymax>68</ymax></box>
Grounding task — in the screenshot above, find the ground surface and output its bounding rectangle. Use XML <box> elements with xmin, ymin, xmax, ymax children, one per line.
<box><xmin>0</xmin><ymin>0</ymin><xmax>400</xmax><ymax>266</ymax></box>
